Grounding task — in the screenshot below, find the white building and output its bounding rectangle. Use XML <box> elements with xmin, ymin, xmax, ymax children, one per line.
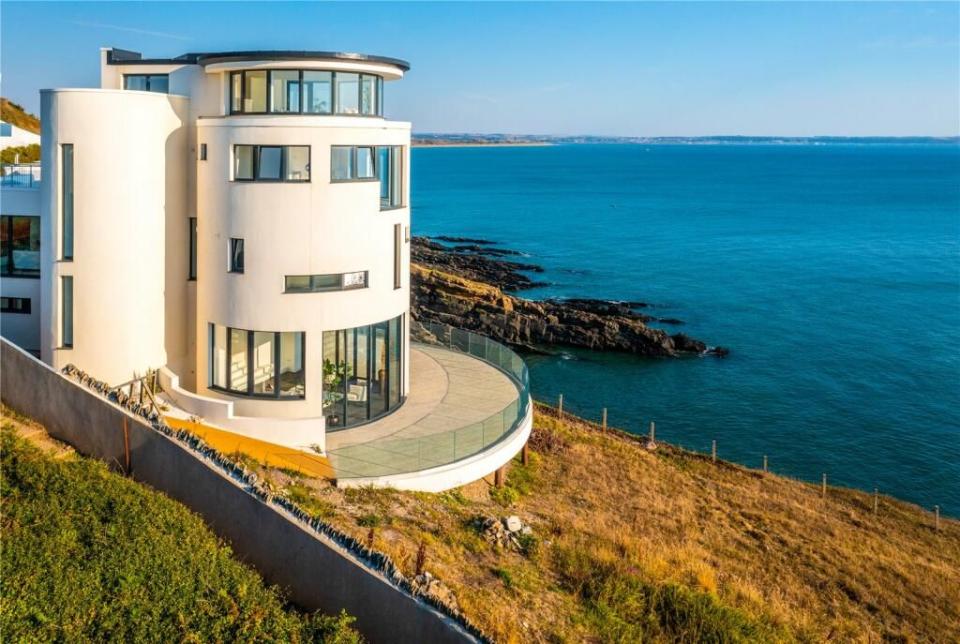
<box><xmin>0</xmin><ymin>47</ymin><xmax>532</xmax><ymax>491</ymax></box>
<box><xmin>0</xmin><ymin>120</ymin><xmax>41</xmax><ymax>151</ymax></box>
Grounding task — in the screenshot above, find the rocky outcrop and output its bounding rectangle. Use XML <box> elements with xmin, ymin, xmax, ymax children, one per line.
<box><xmin>410</xmin><ymin>238</ymin><xmax>728</xmax><ymax>357</ymax></box>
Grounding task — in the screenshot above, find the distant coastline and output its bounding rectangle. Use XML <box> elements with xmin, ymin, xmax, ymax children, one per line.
<box><xmin>413</xmin><ymin>133</ymin><xmax>960</xmax><ymax>146</ymax></box>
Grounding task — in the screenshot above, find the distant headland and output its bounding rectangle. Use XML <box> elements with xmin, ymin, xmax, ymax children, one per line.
<box><xmin>413</xmin><ymin>133</ymin><xmax>960</xmax><ymax>147</ymax></box>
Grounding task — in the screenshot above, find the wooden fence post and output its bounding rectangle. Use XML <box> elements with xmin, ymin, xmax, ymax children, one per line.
<box><xmin>521</xmin><ymin>442</ymin><xmax>529</xmax><ymax>466</ymax></box>
<box><xmin>494</xmin><ymin>467</ymin><xmax>504</xmax><ymax>487</ymax></box>
<box><xmin>935</xmin><ymin>506</ymin><xmax>940</xmax><ymax>531</ymax></box>
<box><xmin>873</xmin><ymin>488</ymin><xmax>879</xmax><ymax>515</ymax></box>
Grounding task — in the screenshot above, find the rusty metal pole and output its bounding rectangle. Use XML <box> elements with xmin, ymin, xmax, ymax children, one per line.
<box><xmin>521</xmin><ymin>442</ymin><xmax>529</xmax><ymax>466</ymax></box>
<box><xmin>122</xmin><ymin>417</ymin><xmax>131</xmax><ymax>475</ymax></box>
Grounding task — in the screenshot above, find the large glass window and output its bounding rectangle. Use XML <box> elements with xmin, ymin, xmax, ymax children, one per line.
<box><xmin>302</xmin><ymin>71</ymin><xmax>332</xmax><ymax>114</ymax></box>
<box><xmin>209</xmin><ymin>324</ymin><xmax>305</xmax><ymax>399</ymax></box>
<box><xmin>322</xmin><ymin>314</ymin><xmax>404</xmax><ymax>429</ymax></box>
<box><xmin>234</xmin><ymin>145</ymin><xmax>310</xmax><ymax>182</ymax></box>
<box><xmin>124</xmin><ymin>74</ymin><xmax>169</xmax><ymax>93</ymax></box>
<box><xmin>331</xmin><ymin>147</ymin><xmax>354</xmax><ymax>180</ymax></box>
<box><xmin>334</xmin><ymin>73</ymin><xmax>360</xmax><ymax>114</ymax></box>
<box><xmin>230</xmin><ymin>69</ymin><xmax>382</xmax><ymax>116</ymax></box>
<box><xmin>270</xmin><ymin>70</ymin><xmax>300</xmax><ymax>113</ymax></box>
<box><xmin>284</xmin><ymin>271</ymin><xmax>368</xmax><ymax>293</ymax></box>
<box><xmin>242</xmin><ymin>70</ymin><xmax>268</xmax><ymax>113</ymax></box>
<box><xmin>62</xmin><ymin>144</ymin><xmax>74</xmax><ymax>259</ymax></box>
<box><xmin>357</xmin><ymin>147</ymin><xmax>375</xmax><ymax>179</ymax></box>
<box><xmin>61</xmin><ymin>276</ymin><xmax>73</xmax><ymax>348</ymax></box>
<box><xmin>1</xmin><ymin>216</ymin><xmax>40</xmax><ymax>278</ymax></box>
<box><xmin>378</xmin><ymin>146</ymin><xmax>404</xmax><ymax>209</ymax></box>
<box><xmin>331</xmin><ymin>146</ymin><xmax>380</xmax><ymax>182</ymax></box>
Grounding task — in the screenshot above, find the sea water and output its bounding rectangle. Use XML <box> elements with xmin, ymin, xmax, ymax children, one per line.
<box><xmin>411</xmin><ymin>143</ymin><xmax>960</xmax><ymax>515</ymax></box>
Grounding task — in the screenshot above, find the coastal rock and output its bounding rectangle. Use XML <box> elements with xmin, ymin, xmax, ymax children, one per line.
<box><xmin>410</xmin><ymin>237</ymin><xmax>726</xmax><ymax>358</ymax></box>
<box><xmin>504</xmin><ymin>515</ymin><xmax>523</xmax><ymax>533</ymax></box>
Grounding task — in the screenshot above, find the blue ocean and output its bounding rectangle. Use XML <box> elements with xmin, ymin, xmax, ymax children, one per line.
<box><xmin>411</xmin><ymin>143</ymin><xmax>960</xmax><ymax>515</ymax></box>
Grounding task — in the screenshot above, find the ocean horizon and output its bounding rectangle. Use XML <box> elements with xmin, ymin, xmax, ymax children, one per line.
<box><xmin>412</xmin><ymin>142</ymin><xmax>960</xmax><ymax>515</ymax></box>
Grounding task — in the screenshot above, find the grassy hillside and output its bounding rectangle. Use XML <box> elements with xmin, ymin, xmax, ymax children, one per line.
<box><xmin>0</xmin><ymin>409</ymin><xmax>360</xmax><ymax>643</ymax></box>
<box><xmin>254</xmin><ymin>403</ymin><xmax>958</xmax><ymax>643</ymax></box>
<box><xmin>1</xmin><ymin>98</ymin><xmax>41</xmax><ymax>134</ymax></box>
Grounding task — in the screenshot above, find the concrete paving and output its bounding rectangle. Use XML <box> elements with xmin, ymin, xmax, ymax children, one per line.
<box><xmin>326</xmin><ymin>344</ymin><xmax>522</xmax><ymax>479</ymax></box>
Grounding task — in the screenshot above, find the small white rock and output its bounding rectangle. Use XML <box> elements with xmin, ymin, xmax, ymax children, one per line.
<box><xmin>504</xmin><ymin>515</ymin><xmax>523</xmax><ymax>532</ymax></box>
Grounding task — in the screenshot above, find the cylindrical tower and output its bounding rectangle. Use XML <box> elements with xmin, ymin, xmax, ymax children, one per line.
<box><xmin>40</xmin><ymin>89</ymin><xmax>188</xmax><ymax>384</ymax></box>
<box><xmin>192</xmin><ymin>56</ymin><xmax>411</xmax><ymax>430</ymax></box>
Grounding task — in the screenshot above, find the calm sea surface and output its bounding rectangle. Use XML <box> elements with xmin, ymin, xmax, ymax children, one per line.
<box><xmin>411</xmin><ymin>144</ymin><xmax>960</xmax><ymax>515</ymax></box>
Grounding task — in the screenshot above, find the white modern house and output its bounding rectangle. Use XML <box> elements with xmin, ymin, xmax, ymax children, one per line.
<box><xmin>0</xmin><ymin>120</ymin><xmax>41</xmax><ymax>151</ymax></box>
<box><xmin>0</xmin><ymin>47</ymin><xmax>532</xmax><ymax>491</ymax></box>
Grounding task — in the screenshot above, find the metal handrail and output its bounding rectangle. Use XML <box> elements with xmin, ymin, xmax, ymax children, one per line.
<box><xmin>327</xmin><ymin>321</ymin><xmax>531</xmax><ymax>479</ymax></box>
<box><xmin>0</xmin><ymin>163</ymin><xmax>41</xmax><ymax>188</ymax></box>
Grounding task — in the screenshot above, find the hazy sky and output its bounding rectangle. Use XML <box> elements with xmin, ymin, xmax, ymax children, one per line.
<box><xmin>2</xmin><ymin>1</ymin><xmax>958</xmax><ymax>136</ymax></box>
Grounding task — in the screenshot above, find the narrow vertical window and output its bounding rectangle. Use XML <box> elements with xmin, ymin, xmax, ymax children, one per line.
<box><xmin>229</xmin><ymin>238</ymin><xmax>244</xmax><ymax>273</ymax></box>
<box><xmin>378</xmin><ymin>146</ymin><xmax>404</xmax><ymax>209</ymax></box>
<box><xmin>231</xmin><ymin>72</ymin><xmax>243</xmax><ymax>113</ymax></box>
<box><xmin>61</xmin><ymin>144</ymin><xmax>74</xmax><ymax>260</ymax></box>
<box><xmin>188</xmin><ymin>218</ymin><xmax>197</xmax><ymax>280</ymax></box>
<box><xmin>394</xmin><ymin>224</ymin><xmax>402</xmax><ymax>290</ymax></box>
<box><xmin>199</xmin><ymin>143</ymin><xmax>207</xmax><ymax>161</ymax></box>
<box><xmin>61</xmin><ymin>276</ymin><xmax>73</xmax><ymax>347</ymax></box>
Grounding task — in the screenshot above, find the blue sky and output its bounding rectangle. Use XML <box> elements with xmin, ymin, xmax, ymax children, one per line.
<box><xmin>2</xmin><ymin>1</ymin><xmax>958</xmax><ymax>136</ymax></box>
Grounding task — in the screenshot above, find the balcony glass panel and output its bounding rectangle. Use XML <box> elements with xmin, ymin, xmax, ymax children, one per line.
<box><xmin>360</xmin><ymin>75</ymin><xmax>376</xmax><ymax>115</ymax></box>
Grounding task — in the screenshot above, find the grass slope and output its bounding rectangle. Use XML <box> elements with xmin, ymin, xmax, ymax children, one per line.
<box><xmin>0</xmin><ymin>412</ymin><xmax>360</xmax><ymax>643</ymax></box>
<box><xmin>259</xmin><ymin>404</ymin><xmax>959</xmax><ymax>643</ymax></box>
<box><xmin>1</xmin><ymin>98</ymin><xmax>41</xmax><ymax>134</ymax></box>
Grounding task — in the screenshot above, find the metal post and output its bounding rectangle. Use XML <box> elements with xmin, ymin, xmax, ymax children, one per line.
<box><xmin>122</xmin><ymin>417</ymin><xmax>131</xmax><ymax>475</ymax></box>
<box><xmin>522</xmin><ymin>442</ymin><xmax>529</xmax><ymax>466</ymax></box>
<box><xmin>763</xmin><ymin>455</ymin><xmax>768</xmax><ymax>473</ymax></box>
<box><xmin>650</xmin><ymin>421</ymin><xmax>656</xmax><ymax>443</ymax></box>
<box><xmin>821</xmin><ymin>473</ymin><xmax>827</xmax><ymax>499</ymax></box>
<box><xmin>873</xmin><ymin>488</ymin><xmax>878</xmax><ymax>515</ymax></box>
<box><xmin>558</xmin><ymin>394</ymin><xmax>564</xmax><ymax>419</ymax></box>
<box><xmin>601</xmin><ymin>408</ymin><xmax>607</xmax><ymax>432</ymax></box>
<box><xmin>935</xmin><ymin>506</ymin><xmax>940</xmax><ymax>531</ymax></box>
<box><xmin>711</xmin><ymin>440</ymin><xmax>717</xmax><ymax>463</ymax></box>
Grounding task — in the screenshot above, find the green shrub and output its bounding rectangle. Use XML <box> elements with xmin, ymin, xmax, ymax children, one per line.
<box><xmin>0</xmin><ymin>429</ymin><xmax>360</xmax><ymax>642</ymax></box>
<box><xmin>489</xmin><ymin>484</ymin><xmax>520</xmax><ymax>507</ymax></box>
<box><xmin>357</xmin><ymin>513</ymin><xmax>382</xmax><ymax>528</ymax></box>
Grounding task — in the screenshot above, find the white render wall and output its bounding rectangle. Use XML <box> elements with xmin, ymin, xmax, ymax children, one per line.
<box><xmin>194</xmin><ymin>115</ymin><xmax>412</xmax><ymax>419</ymax></box>
<box><xmin>40</xmin><ymin>89</ymin><xmax>189</xmax><ymax>385</ymax></box>
<box><xmin>0</xmin><ymin>188</ymin><xmax>42</xmax><ymax>354</ymax></box>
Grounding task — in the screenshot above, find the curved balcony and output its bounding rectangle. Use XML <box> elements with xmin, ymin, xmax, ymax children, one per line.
<box><xmin>326</xmin><ymin>321</ymin><xmax>532</xmax><ymax>491</ymax></box>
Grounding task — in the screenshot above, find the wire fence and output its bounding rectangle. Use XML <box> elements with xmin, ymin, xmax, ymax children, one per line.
<box><xmin>0</xmin><ymin>163</ymin><xmax>41</xmax><ymax>188</ymax></box>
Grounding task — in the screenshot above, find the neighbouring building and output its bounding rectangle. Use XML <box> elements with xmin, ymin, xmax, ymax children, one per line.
<box><xmin>0</xmin><ymin>47</ymin><xmax>532</xmax><ymax>491</ymax></box>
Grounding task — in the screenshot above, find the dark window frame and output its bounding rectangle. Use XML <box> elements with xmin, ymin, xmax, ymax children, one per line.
<box><xmin>229</xmin><ymin>69</ymin><xmax>383</xmax><ymax>117</ymax></box>
<box><xmin>188</xmin><ymin>218</ymin><xmax>197</xmax><ymax>280</ymax></box>
<box><xmin>233</xmin><ymin>144</ymin><xmax>311</xmax><ymax>183</ymax></box>
<box><xmin>0</xmin><ymin>215</ymin><xmax>41</xmax><ymax>279</ymax></box>
<box><xmin>394</xmin><ymin>224</ymin><xmax>402</xmax><ymax>290</ymax></box>
<box><xmin>284</xmin><ymin>271</ymin><xmax>368</xmax><ymax>293</ymax></box>
<box><xmin>123</xmin><ymin>73</ymin><xmax>170</xmax><ymax>93</ymax></box>
<box><xmin>61</xmin><ymin>144</ymin><xmax>74</xmax><ymax>261</ymax></box>
<box><xmin>61</xmin><ymin>275</ymin><xmax>73</xmax><ymax>348</ymax></box>
<box><xmin>229</xmin><ymin>237</ymin><xmax>245</xmax><ymax>273</ymax></box>
<box><xmin>208</xmin><ymin>323</ymin><xmax>306</xmax><ymax>400</ymax></box>
<box><xmin>199</xmin><ymin>143</ymin><xmax>207</xmax><ymax>161</ymax></box>
<box><xmin>330</xmin><ymin>145</ymin><xmax>380</xmax><ymax>183</ymax></box>
<box><xmin>378</xmin><ymin>146</ymin><xmax>405</xmax><ymax>210</ymax></box>
<box><xmin>0</xmin><ymin>296</ymin><xmax>31</xmax><ymax>314</ymax></box>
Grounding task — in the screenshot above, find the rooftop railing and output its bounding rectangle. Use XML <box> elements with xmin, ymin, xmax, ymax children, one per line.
<box><xmin>0</xmin><ymin>163</ymin><xmax>41</xmax><ymax>188</ymax></box>
<box><xmin>327</xmin><ymin>321</ymin><xmax>531</xmax><ymax>480</ymax></box>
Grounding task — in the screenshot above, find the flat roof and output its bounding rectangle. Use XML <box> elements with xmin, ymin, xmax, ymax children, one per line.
<box><xmin>106</xmin><ymin>48</ymin><xmax>410</xmax><ymax>72</ymax></box>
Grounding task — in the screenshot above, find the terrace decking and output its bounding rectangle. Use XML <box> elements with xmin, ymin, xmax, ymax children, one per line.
<box><xmin>326</xmin><ymin>344</ymin><xmax>523</xmax><ymax>480</ymax></box>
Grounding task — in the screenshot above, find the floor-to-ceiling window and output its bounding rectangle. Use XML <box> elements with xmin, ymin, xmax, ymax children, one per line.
<box><xmin>209</xmin><ymin>324</ymin><xmax>306</xmax><ymax>399</ymax></box>
<box><xmin>322</xmin><ymin>315</ymin><xmax>403</xmax><ymax>429</ymax></box>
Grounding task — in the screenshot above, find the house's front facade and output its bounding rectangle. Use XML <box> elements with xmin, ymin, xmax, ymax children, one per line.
<box><xmin>1</xmin><ymin>47</ymin><xmax>532</xmax><ymax>491</ymax></box>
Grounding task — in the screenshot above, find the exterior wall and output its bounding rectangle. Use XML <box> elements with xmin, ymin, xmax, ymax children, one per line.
<box><xmin>194</xmin><ymin>115</ymin><xmax>411</xmax><ymax>420</ymax></box>
<box><xmin>0</xmin><ymin>186</ymin><xmax>42</xmax><ymax>354</ymax></box>
<box><xmin>40</xmin><ymin>89</ymin><xmax>189</xmax><ymax>385</ymax></box>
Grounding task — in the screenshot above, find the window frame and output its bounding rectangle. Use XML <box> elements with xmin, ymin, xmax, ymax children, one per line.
<box><xmin>229</xmin><ymin>69</ymin><xmax>384</xmax><ymax>117</ymax></box>
<box><xmin>378</xmin><ymin>146</ymin><xmax>405</xmax><ymax>210</ymax></box>
<box><xmin>330</xmin><ymin>146</ymin><xmax>380</xmax><ymax>184</ymax></box>
<box><xmin>199</xmin><ymin>143</ymin><xmax>207</xmax><ymax>161</ymax></box>
<box><xmin>233</xmin><ymin>144</ymin><xmax>311</xmax><ymax>183</ymax></box>
<box><xmin>284</xmin><ymin>271</ymin><xmax>369</xmax><ymax>293</ymax></box>
<box><xmin>123</xmin><ymin>74</ymin><xmax>170</xmax><ymax>93</ymax></box>
<box><xmin>188</xmin><ymin>217</ymin><xmax>197</xmax><ymax>280</ymax></box>
<box><xmin>0</xmin><ymin>296</ymin><xmax>31</xmax><ymax>314</ymax></box>
<box><xmin>0</xmin><ymin>215</ymin><xmax>41</xmax><ymax>279</ymax></box>
<box><xmin>61</xmin><ymin>144</ymin><xmax>74</xmax><ymax>261</ymax></box>
<box><xmin>208</xmin><ymin>323</ymin><xmax>306</xmax><ymax>400</ymax></box>
<box><xmin>228</xmin><ymin>237</ymin><xmax>245</xmax><ymax>274</ymax></box>
<box><xmin>61</xmin><ymin>276</ymin><xmax>73</xmax><ymax>348</ymax></box>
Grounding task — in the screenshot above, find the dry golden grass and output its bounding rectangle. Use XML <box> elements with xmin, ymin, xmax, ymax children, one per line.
<box><xmin>262</xmin><ymin>404</ymin><xmax>959</xmax><ymax>642</ymax></box>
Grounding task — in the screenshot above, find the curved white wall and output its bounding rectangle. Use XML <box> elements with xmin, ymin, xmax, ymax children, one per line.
<box><xmin>40</xmin><ymin>89</ymin><xmax>189</xmax><ymax>385</ymax></box>
<box><xmin>194</xmin><ymin>116</ymin><xmax>411</xmax><ymax>419</ymax></box>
